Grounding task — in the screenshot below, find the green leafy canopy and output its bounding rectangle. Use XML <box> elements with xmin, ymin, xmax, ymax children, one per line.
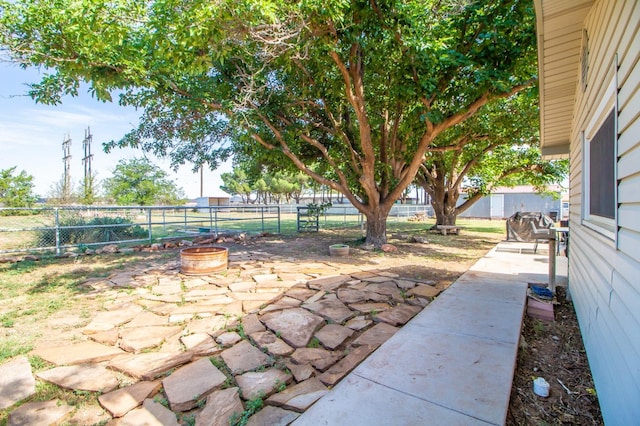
<box><xmin>1</xmin><ymin>0</ymin><xmax>539</xmax><ymax>245</ymax></box>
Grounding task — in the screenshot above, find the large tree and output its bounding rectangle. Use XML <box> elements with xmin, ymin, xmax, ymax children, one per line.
<box><xmin>103</xmin><ymin>158</ymin><xmax>184</xmax><ymax>206</ymax></box>
<box><xmin>417</xmin><ymin>89</ymin><xmax>567</xmax><ymax>226</ymax></box>
<box><xmin>0</xmin><ymin>0</ymin><xmax>538</xmax><ymax>246</ymax></box>
<box><xmin>0</xmin><ymin>167</ymin><xmax>37</xmax><ymax>207</ymax></box>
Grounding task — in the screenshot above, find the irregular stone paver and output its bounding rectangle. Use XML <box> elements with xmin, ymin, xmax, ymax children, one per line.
<box><xmin>261</xmin><ymin>308</ymin><xmax>325</xmax><ymax>348</ymax></box>
<box><xmin>314</xmin><ymin>324</ymin><xmax>354</xmax><ymax>350</ymax></box>
<box><xmin>290</xmin><ymin>348</ymin><xmax>342</xmax><ymax>372</ymax></box>
<box><xmin>186</xmin><ymin>316</ymin><xmax>230</xmax><ymax>335</ymax></box>
<box><xmin>284</xmin><ymin>287</ymin><xmax>317</xmax><ymax>302</ymax></box>
<box><xmin>195</xmin><ymin>387</ymin><xmax>244</xmax><ymax>426</ymax></box>
<box><xmin>119</xmin><ymin>326</ymin><xmax>183</xmax><ymax>353</ymax></box>
<box><xmin>221</xmin><ymin>340</ymin><xmax>270</xmax><ymax>375</ymax></box>
<box><xmin>373</xmin><ymin>304</ymin><xmax>422</xmax><ymax>326</ymax></box>
<box><xmin>33</xmin><ymin>341</ymin><xmax>126</xmax><ymax>366</ymax></box>
<box><xmin>365</xmin><ymin>282</ymin><xmax>404</xmax><ymax>301</ymax></box>
<box><xmin>142</xmin><ymin>301</ymin><xmax>178</xmax><ymax>316</ymax></box>
<box><xmin>0</xmin><ymin>356</ymin><xmax>35</xmax><ymax>410</ymax></box>
<box><xmin>123</xmin><ymin>311</ymin><xmax>168</xmax><ymax>328</ymax></box>
<box><xmin>362</xmin><ymin>275</ymin><xmax>394</xmax><ymax>283</ymax></box>
<box><xmin>250</xmin><ymin>331</ymin><xmax>294</xmax><ymax>356</ymax></box>
<box><xmin>395</xmin><ymin>279</ymin><xmax>417</xmax><ymax>290</ymax></box>
<box><xmin>36</xmin><ymin>364</ymin><xmax>119</xmax><ymax>393</ymax></box>
<box><xmin>302</xmin><ymin>290</ymin><xmax>325</xmax><ymax>305</ymax></box>
<box><xmin>345</xmin><ymin>316</ymin><xmax>372</xmax><ymax>331</ymax></box>
<box><xmin>317</xmin><ymin>345</ymin><xmax>376</xmax><ymax>386</ymax></box>
<box><xmin>163</xmin><ymin>358</ymin><xmax>227</xmax><ymax>412</ymax></box>
<box><xmin>347</xmin><ymin>302</ymin><xmax>391</xmax><ymax>314</ymax></box>
<box><xmin>259</xmin><ymin>297</ymin><xmax>301</xmax><ymax>313</ymax></box>
<box><xmin>336</xmin><ymin>288</ymin><xmax>387</xmax><ymax>304</ymax></box>
<box><xmin>171</xmin><ymin>297</ymin><xmax>237</xmax><ymax>312</ymax></box>
<box><xmin>108</xmin><ymin>352</ymin><xmax>193</xmax><ymax>380</ymax></box>
<box><xmin>88</xmin><ymin>329</ymin><xmax>119</xmax><ymax>345</ymax></box>
<box><xmin>8</xmin><ymin>400</ymin><xmax>74</xmax><ymax>426</ymax></box>
<box><xmin>246</xmin><ymin>406</ymin><xmax>299</xmax><ymax>426</ymax></box>
<box><xmin>252</xmin><ymin>273</ymin><xmax>279</xmax><ymax>285</ymax></box>
<box><xmin>284</xmin><ymin>361</ymin><xmax>316</xmax><ymax>382</ymax></box>
<box><xmin>307</xmin><ymin>275</ymin><xmax>350</xmax><ymax>291</ymax></box>
<box><xmin>266</xmin><ymin>378</ymin><xmax>328</xmax><ymax>412</ymax></box>
<box><xmin>350</xmin><ymin>271</ymin><xmax>378</xmax><ymax>280</ymax></box>
<box><xmin>242</xmin><ymin>313</ymin><xmax>266</xmax><ymax>334</ymax></box>
<box><xmin>408</xmin><ymin>284</ymin><xmax>441</xmax><ymax>298</ymax></box>
<box><xmin>98</xmin><ymin>381</ymin><xmax>161</xmax><ymax>417</ymax></box>
<box><xmin>352</xmin><ymin>322</ymin><xmax>399</xmax><ymax>348</ymax></box>
<box><xmin>180</xmin><ymin>333</ymin><xmax>222</xmax><ymax>356</ymax></box>
<box><xmin>184</xmin><ymin>288</ymin><xmax>228</xmax><ymax>301</ymax></box>
<box><xmin>116</xmin><ymin>398</ymin><xmax>179</xmax><ymax>426</ymax></box>
<box><xmin>229</xmin><ymin>281</ymin><xmax>256</xmax><ymax>293</ymax></box>
<box><xmin>139</xmin><ymin>293</ymin><xmax>183</xmax><ymax>303</ymax></box>
<box><xmin>302</xmin><ymin>294</ymin><xmax>353</xmax><ymax>324</ymax></box>
<box><xmin>151</xmin><ymin>282</ymin><xmax>182</xmax><ymax>296</ymax></box>
<box><xmin>216</xmin><ymin>331</ymin><xmax>243</xmax><ymax>347</ymax></box>
<box><xmin>82</xmin><ymin>304</ymin><xmax>143</xmax><ymax>334</ymax></box>
<box><xmin>235</xmin><ymin>368</ymin><xmax>292</xmax><ymax>400</ymax></box>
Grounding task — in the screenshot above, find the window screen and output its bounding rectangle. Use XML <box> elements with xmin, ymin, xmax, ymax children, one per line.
<box><xmin>589</xmin><ymin>110</ymin><xmax>615</xmax><ymax>219</ymax></box>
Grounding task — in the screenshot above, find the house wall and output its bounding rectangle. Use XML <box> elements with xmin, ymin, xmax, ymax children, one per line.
<box><xmin>568</xmin><ymin>0</ymin><xmax>640</xmax><ymax>423</ymax></box>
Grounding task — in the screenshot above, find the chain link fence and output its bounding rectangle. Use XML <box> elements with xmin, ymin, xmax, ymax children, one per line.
<box><xmin>1</xmin><ymin>204</ymin><xmax>433</xmax><ymax>255</ymax></box>
<box><xmin>0</xmin><ymin>205</ymin><xmax>281</xmax><ymax>255</ymax></box>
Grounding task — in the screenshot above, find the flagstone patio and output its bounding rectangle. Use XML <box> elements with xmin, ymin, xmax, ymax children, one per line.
<box><xmin>1</xmin><ymin>248</ymin><xmax>441</xmax><ymax>425</ymax></box>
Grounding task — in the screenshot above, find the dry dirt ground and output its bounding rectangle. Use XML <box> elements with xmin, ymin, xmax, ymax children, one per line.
<box><xmin>0</xmin><ymin>226</ymin><xmax>602</xmax><ymax>424</ymax></box>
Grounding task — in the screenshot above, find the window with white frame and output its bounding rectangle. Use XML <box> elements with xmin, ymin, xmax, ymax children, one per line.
<box><xmin>582</xmin><ymin>77</ymin><xmax>617</xmax><ymax>238</ymax></box>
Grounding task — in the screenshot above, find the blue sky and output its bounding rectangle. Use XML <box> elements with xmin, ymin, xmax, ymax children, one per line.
<box><xmin>0</xmin><ymin>62</ymin><xmax>231</xmax><ymax>199</ymax></box>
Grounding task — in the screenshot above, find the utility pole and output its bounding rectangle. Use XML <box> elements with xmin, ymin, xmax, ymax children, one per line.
<box><xmin>62</xmin><ymin>134</ymin><xmax>72</xmax><ymax>201</ymax></box>
<box><xmin>200</xmin><ymin>165</ymin><xmax>204</xmax><ymax>198</ymax></box>
<box><xmin>82</xmin><ymin>127</ymin><xmax>94</xmax><ymax>202</ymax></box>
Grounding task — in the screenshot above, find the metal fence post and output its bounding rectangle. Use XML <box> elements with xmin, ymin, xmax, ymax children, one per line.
<box><xmin>54</xmin><ymin>208</ymin><xmax>60</xmax><ymax>255</ymax></box>
<box><xmin>277</xmin><ymin>206</ymin><xmax>281</xmax><ymax>234</ymax></box>
<box><xmin>261</xmin><ymin>207</ymin><xmax>265</xmax><ymax>232</ymax></box>
<box><xmin>147</xmin><ymin>208</ymin><xmax>152</xmax><ymax>242</ymax></box>
<box><xmin>184</xmin><ymin>207</ymin><xmax>187</xmax><ymax>231</ymax></box>
<box><xmin>214</xmin><ymin>208</ymin><xmax>218</xmax><ymax>236</ymax></box>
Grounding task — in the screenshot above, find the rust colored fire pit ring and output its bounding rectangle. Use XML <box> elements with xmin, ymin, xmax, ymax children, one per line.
<box><xmin>180</xmin><ymin>246</ymin><xmax>228</xmax><ymax>275</ymax></box>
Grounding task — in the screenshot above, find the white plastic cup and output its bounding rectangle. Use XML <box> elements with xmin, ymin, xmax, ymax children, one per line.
<box><xmin>533</xmin><ymin>377</ymin><xmax>550</xmax><ymax>397</ymax></box>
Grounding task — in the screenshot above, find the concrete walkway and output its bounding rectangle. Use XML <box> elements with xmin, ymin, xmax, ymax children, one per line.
<box><xmin>293</xmin><ymin>244</ymin><xmax>568</xmax><ymax>426</ymax></box>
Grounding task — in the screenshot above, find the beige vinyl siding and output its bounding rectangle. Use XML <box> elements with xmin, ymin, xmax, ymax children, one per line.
<box><xmin>566</xmin><ymin>0</ymin><xmax>640</xmax><ymax>424</ymax></box>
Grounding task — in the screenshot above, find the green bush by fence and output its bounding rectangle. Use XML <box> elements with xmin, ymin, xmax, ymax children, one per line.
<box><xmin>35</xmin><ymin>216</ymin><xmax>148</xmax><ymax>247</ymax></box>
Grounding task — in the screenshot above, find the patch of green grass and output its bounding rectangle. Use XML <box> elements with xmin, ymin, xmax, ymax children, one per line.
<box><xmin>0</xmin><ymin>314</ymin><xmax>15</xmax><ymax>328</ymax></box>
<box><xmin>27</xmin><ymin>355</ymin><xmax>51</xmax><ymax>372</ymax></box>
<box><xmin>306</xmin><ymin>337</ymin><xmax>321</xmax><ymax>348</ymax></box>
<box><xmin>0</xmin><ymin>335</ymin><xmax>33</xmax><ymax>363</ymax></box>
<box><xmin>230</xmin><ymin>392</ymin><xmax>265</xmax><ymax>426</ymax></box>
<box><xmin>275</xmin><ymin>379</ymin><xmax>287</xmax><ymax>393</ymax></box>
<box><xmin>153</xmin><ymin>394</ymin><xmax>170</xmax><ymax>409</ymax></box>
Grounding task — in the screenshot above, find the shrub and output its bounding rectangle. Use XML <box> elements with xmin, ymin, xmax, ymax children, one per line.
<box><xmin>36</xmin><ymin>215</ymin><xmax>147</xmax><ymax>247</ymax></box>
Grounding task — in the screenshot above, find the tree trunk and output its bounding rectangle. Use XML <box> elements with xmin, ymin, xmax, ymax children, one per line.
<box><xmin>431</xmin><ymin>191</ymin><xmax>459</xmax><ymax>226</ymax></box>
<box><xmin>363</xmin><ymin>208</ymin><xmax>390</xmax><ymax>247</ymax></box>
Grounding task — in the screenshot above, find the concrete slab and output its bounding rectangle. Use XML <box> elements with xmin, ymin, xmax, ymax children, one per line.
<box><xmin>409</xmin><ymin>286</ymin><xmax>526</xmax><ymax>344</ymax></box>
<box><xmin>352</xmin><ymin>326</ymin><xmax>515</xmax><ymax>425</ymax></box>
<box><xmin>292</xmin><ymin>374</ymin><xmax>492</xmax><ymax>426</ymax></box>
<box><xmin>451</xmin><ymin>274</ymin><xmax>530</xmax><ymax>304</ymax></box>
